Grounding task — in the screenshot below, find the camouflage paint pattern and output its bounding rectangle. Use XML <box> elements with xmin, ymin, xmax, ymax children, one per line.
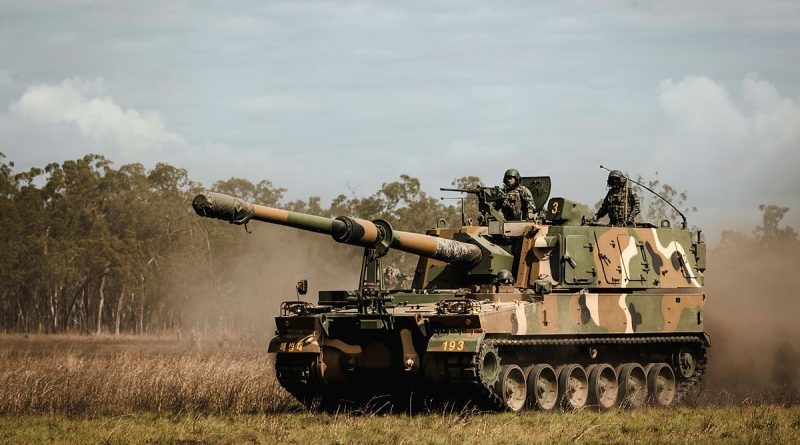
<box><xmin>193</xmin><ymin>189</ymin><xmax>708</xmax><ymax>406</ymax></box>
<box><xmin>417</xmin><ymin>223</ymin><xmax>704</xmax><ymax>291</ymax></box>
<box><xmin>468</xmin><ymin>292</ymin><xmax>704</xmax><ymax>335</ymax></box>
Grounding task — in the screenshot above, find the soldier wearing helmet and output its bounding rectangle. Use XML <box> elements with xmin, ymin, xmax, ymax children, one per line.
<box><xmin>594</xmin><ymin>170</ymin><xmax>641</xmax><ymax>226</ymax></box>
<box><xmin>498</xmin><ymin>168</ymin><xmax>535</xmax><ymax>221</ymax></box>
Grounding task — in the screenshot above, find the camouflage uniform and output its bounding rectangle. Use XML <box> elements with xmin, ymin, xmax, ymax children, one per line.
<box><xmin>383</xmin><ymin>266</ymin><xmax>408</xmax><ymax>289</ymax></box>
<box><xmin>595</xmin><ymin>170</ymin><xmax>640</xmax><ymax>226</ymax></box>
<box><xmin>498</xmin><ymin>168</ymin><xmax>535</xmax><ymax>221</ymax></box>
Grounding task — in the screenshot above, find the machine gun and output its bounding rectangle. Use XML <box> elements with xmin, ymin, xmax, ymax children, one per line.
<box><xmin>440</xmin><ymin>177</ymin><xmax>551</xmax><ymax>224</ymax></box>
<box><xmin>439</xmin><ymin>186</ymin><xmax>508</xmax><ymax>223</ymax></box>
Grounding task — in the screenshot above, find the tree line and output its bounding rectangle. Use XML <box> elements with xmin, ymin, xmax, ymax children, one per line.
<box><xmin>0</xmin><ymin>153</ymin><xmax>475</xmax><ymax>334</ymax></box>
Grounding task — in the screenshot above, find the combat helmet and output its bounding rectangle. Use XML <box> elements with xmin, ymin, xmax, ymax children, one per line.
<box><xmin>496</xmin><ymin>269</ymin><xmax>514</xmax><ymax>285</ymax></box>
<box><xmin>503</xmin><ymin>168</ymin><xmax>521</xmax><ymax>188</ymax></box>
<box><xmin>607</xmin><ymin>170</ymin><xmax>627</xmax><ymax>188</ymax></box>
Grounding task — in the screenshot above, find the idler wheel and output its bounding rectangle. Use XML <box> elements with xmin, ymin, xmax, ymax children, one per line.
<box><xmin>647</xmin><ymin>363</ymin><xmax>677</xmax><ymax>407</ymax></box>
<box><xmin>675</xmin><ymin>348</ymin><xmax>697</xmax><ymax>379</ymax></box>
<box><xmin>558</xmin><ymin>364</ymin><xmax>588</xmax><ymax>411</ymax></box>
<box><xmin>526</xmin><ymin>364</ymin><xmax>558</xmax><ymax>411</ymax></box>
<box><xmin>496</xmin><ymin>365</ymin><xmax>527</xmax><ymax>412</ymax></box>
<box><xmin>616</xmin><ymin>363</ymin><xmax>647</xmax><ymax>409</ymax></box>
<box><xmin>587</xmin><ymin>363</ymin><xmax>619</xmax><ymax>410</ymax></box>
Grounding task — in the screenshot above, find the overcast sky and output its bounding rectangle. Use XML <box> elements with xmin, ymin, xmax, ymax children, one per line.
<box><xmin>1</xmin><ymin>0</ymin><xmax>799</xmax><ymax>240</ymax></box>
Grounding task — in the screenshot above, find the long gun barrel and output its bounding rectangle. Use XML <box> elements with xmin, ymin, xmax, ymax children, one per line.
<box><xmin>192</xmin><ymin>191</ymin><xmax>482</xmax><ymax>265</ymax></box>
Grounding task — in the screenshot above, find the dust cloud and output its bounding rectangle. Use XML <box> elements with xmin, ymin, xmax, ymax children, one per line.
<box><xmin>167</xmin><ymin>223</ymin><xmax>361</xmax><ymax>346</ymax></box>
<box><xmin>703</xmin><ymin>231</ymin><xmax>800</xmax><ymax>402</ymax></box>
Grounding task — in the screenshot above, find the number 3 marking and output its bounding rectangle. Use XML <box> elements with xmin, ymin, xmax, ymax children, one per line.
<box><xmin>551</xmin><ymin>201</ymin><xmax>559</xmax><ymax>214</ymax></box>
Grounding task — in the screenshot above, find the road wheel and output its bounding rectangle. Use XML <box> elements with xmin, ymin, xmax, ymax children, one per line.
<box><xmin>588</xmin><ymin>363</ymin><xmax>618</xmax><ymax>410</ymax></box>
<box><xmin>617</xmin><ymin>363</ymin><xmax>647</xmax><ymax>408</ymax></box>
<box><xmin>496</xmin><ymin>364</ymin><xmax>527</xmax><ymax>412</ymax></box>
<box><xmin>647</xmin><ymin>363</ymin><xmax>677</xmax><ymax>407</ymax></box>
<box><xmin>526</xmin><ymin>364</ymin><xmax>558</xmax><ymax>411</ymax></box>
<box><xmin>558</xmin><ymin>364</ymin><xmax>588</xmax><ymax>410</ymax></box>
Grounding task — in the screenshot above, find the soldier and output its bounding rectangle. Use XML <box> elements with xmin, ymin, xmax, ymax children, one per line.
<box><xmin>498</xmin><ymin>168</ymin><xmax>535</xmax><ymax>220</ymax></box>
<box><xmin>383</xmin><ymin>266</ymin><xmax>408</xmax><ymax>289</ymax></box>
<box><xmin>594</xmin><ymin>170</ymin><xmax>640</xmax><ymax>226</ymax></box>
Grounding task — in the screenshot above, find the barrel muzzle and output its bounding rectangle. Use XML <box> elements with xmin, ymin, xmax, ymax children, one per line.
<box><xmin>192</xmin><ymin>191</ymin><xmax>254</xmax><ymax>225</ymax></box>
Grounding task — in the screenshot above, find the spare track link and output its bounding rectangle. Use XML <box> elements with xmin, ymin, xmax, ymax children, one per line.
<box><xmin>484</xmin><ymin>334</ymin><xmax>707</xmax><ymax>404</ymax></box>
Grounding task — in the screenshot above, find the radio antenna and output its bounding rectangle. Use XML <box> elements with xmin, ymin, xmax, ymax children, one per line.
<box><xmin>600</xmin><ymin>165</ymin><xmax>687</xmax><ymax>229</ymax></box>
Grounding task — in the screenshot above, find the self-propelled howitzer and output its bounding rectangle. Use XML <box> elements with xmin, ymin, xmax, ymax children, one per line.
<box><xmin>191</xmin><ymin>177</ymin><xmax>709</xmax><ymax>413</ymax></box>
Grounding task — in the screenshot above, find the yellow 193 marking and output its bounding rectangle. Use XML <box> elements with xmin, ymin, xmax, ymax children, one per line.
<box><xmin>442</xmin><ymin>340</ymin><xmax>465</xmax><ymax>351</ymax></box>
<box><xmin>279</xmin><ymin>341</ymin><xmax>303</xmax><ymax>352</ymax></box>
<box><xmin>551</xmin><ymin>201</ymin><xmax>559</xmax><ymax>214</ymax></box>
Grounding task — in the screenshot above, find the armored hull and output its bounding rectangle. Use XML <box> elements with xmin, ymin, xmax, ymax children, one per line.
<box><xmin>194</xmin><ymin>183</ymin><xmax>708</xmax><ymax>411</ymax></box>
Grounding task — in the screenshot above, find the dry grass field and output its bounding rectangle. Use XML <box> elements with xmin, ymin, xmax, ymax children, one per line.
<box><xmin>2</xmin><ymin>334</ymin><xmax>799</xmax><ymax>445</ymax></box>
<box><xmin>0</xmin><ymin>334</ymin><xmax>294</xmax><ymax>416</ymax></box>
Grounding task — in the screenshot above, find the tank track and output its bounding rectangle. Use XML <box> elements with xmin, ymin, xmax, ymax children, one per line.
<box><xmin>484</xmin><ymin>334</ymin><xmax>707</xmax><ymax>404</ymax></box>
<box><xmin>274</xmin><ymin>335</ymin><xmax>708</xmax><ymax>411</ymax></box>
<box><xmin>435</xmin><ymin>346</ymin><xmax>506</xmax><ymax>411</ymax></box>
<box><xmin>274</xmin><ymin>353</ymin><xmax>322</xmax><ymax>407</ymax></box>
